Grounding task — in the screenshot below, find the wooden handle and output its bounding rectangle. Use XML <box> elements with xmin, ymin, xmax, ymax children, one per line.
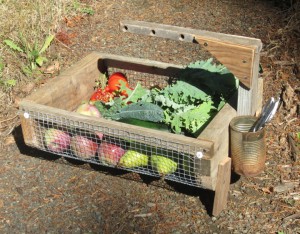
<box><xmin>120</xmin><ymin>20</ymin><xmax>262</xmax><ymax>89</ymax></box>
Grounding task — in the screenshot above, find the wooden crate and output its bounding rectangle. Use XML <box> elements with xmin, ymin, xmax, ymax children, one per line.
<box><xmin>19</xmin><ymin>21</ymin><xmax>262</xmax><ymax>216</ymax></box>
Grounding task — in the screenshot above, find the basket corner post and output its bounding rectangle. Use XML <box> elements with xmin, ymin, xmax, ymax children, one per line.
<box><xmin>212</xmin><ymin>157</ymin><xmax>232</xmax><ymax>217</ymax></box>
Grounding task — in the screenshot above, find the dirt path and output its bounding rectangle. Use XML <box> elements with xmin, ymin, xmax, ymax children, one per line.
<box><xmin>1</xmin><ymin>0</ymin><xmax>299</xmax><ymax>233</ymax></box>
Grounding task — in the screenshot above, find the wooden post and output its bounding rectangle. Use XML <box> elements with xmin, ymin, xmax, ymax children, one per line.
<box><xmin>212</xmin><ymin>157</ymin><xmax>232</xmax><ymax>216</ymax></box>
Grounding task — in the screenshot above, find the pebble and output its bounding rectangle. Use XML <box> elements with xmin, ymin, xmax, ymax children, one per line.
<box><xmin>147</xmin><ymin>202</ymin><xmax>156</xmax><ymax>207</ymax></box>
<box><xmin>279</xmin><ymin>136</ymin><xmax>287</xmax><ymax>145</ymax></box>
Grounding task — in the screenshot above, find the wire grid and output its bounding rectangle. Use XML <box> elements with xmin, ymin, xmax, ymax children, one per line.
<box><xmin>21</xmin><ymin>109</ymin><xmax>204</xmax><ymax>188</ymax></box>
<box><xmin>106</xmin><ymin>67</ymin><xmax>175</xmax><ymax>89</ymax></box>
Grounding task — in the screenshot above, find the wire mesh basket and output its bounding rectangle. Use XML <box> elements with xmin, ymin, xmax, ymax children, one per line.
<box><xmin>19</xmin><ymin>52</ymin><xmax>236</xmax><ymax>191</ymax></box>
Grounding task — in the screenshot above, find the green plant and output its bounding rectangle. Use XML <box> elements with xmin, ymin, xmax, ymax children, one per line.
<box><xmin>0</xmin><ymin>58</ymin><xmax>16</xmax><ymax>88</ymax></box>
<box><xmin>3</xmin><ymin>33</ymin><xmax>54</xmax><ymax>77</ymax></box>
<box><xmin>72</xmin><ymin>0</ymin><xmax>95</xmax><ymax>15</ymax></box>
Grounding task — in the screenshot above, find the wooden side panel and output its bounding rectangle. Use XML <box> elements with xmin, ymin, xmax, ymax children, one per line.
<box><xmin>121</xmin><ymin>20</ymin><xmax>262</xmax><ymax>47</ymax></box>
<box><xmin>197</xmin><ymin>103</ymin><xmax>236</xmax><ymax>190</ymax></box>
<box><xmin>25</xmin><ymin>52</ymin><xmax>101</xmax><ymax>111</ymax></box>
<box><xmin>256</xmin><ymin>77</ymin><xmax>264</xmax><ymax>115</ymax></box>
<box><xmin>212</xmin><ymin>157</ymin><xmax>232</xmax><ymax>216</ymax></box>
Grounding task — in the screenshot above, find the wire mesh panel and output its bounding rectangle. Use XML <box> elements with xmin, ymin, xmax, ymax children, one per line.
<box><xmin>100</xmin><ymin>57</ymin><xmax>180</xmax><ymax>89</ymax></box>
<box><xmin>20</xmin><ymin>107</ymin><xmax>206</xmax><ymax>188</ymax></box>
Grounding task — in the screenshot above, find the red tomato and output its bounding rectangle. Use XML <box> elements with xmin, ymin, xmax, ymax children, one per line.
<box><xmin>90</xmin><ymin>88</ymin><xmax>114</xmax><ymax>103</ymax></box>
<box><xmin>107</xmin><ymin>72</ymin><xmax>129</xmax><ymax>93</ymax></box>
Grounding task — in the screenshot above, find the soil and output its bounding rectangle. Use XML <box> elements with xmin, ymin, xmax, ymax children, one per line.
<box><xmin>0</xmin><ymin>0</ymin><xmax>299</xmax><ymax>233</ymax></box>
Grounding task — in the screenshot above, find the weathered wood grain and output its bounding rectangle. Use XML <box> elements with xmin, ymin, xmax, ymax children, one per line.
<box><xmin>212</xmin><ymin>157</ymin><xmax>232</xmax><ymax>216</ymax></box>
<box><xmin>197</xmin><ymin>102</ymin><xmax>236</xmax><ymax>190</ymax></box>
<box><xmin>194</xmin><ymin>35</ymin><xmax>255</xmax><ymax>88</ymax></box>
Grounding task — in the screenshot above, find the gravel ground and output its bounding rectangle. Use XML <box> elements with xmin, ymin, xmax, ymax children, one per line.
<box><xmin>0</xmin><ymin>0</ymin><xmax>299</xmax><ymax>233</ymax></box>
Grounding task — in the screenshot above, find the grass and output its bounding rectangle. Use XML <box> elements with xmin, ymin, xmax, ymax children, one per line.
<box><xmin>0</xmin><ymin>0</ymin><xmax>96</xmax><ymax>127</ymax></box>
<box><xmin>0</xmin><ymin>0</ymin><xmax>76</xmax><ymax>90</ymax></box>
<box><xmin>0</xmin><ymin>0</ymin><xmax>84</xmax><ymax>135</ymax></box>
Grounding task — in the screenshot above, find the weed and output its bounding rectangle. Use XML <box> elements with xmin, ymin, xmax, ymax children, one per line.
<box><xmin>72</xmin><ymin>0</ymin><xmax>95</xmax><ymax>15</ymax></box>
<box><xmin>3</xmin><ymin>33</ymin><xmax>54</xmax><ymax>77</ymax></box>
<box><xmin>0</xmin><ymin>58</ymin><xmax>16</xmax><ymax>88</ymax></box>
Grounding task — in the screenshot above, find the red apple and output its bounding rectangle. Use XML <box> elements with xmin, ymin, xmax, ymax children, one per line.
<box><xmin>70</xmin><ymin>135</ymin><xmax>98</xmax><ymax>159</ymax></box>
<box><xmin>44</xmin><ymin>128</ymin><xmax>70</xmax><ymax>153</ymax></box>
<box><xmin>75</xmin><ymin>102</ymin><xmax>101</xmax><ymax>117</ymax></box>
<box><xmin>97</xmin><ymin>142</ymin><xmax>125</xmax><ymax>166</ymax></box>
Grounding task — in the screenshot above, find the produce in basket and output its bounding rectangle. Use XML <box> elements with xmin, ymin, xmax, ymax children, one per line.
<box><xmin>151</xmin><ymin>155</ymin><xmax>177</xmax><ymax>175</ymax></box>
<box><xmin>44</xmin><ymin>128</ymin><xmax>71</xmax><ymax>153</ymax></box>
<box><xmin>93</xmin><ymin>59</ymin><xmax>237</xmax><ymax>137</ymax></box>
<box><xmin>97</xmin><ymin>142</ymin><xmax>125</xmax><ymax>166</ymax></box>
<box><xmin>119</xmin><ymin>150</ymin><xmax>149</xmax><ymax>168</ymax></box>
<box><xmin>70</xmin><ymin>135</ymin><xmax>98</xmax><ymax>159</ymax></box>
<box><xmin>75</xmin><ymin>102</ymin><xmax>101</xmax><ymax>117</ymax></box>
<box><xmin>89</xmin><ymin>87</ymin><xmax>115</xmax><ymax>104</ymax></box>
<box><xmin>107</xmin><ymin>72</ymin><xmax>130</xmax><ymax>96</ymax></box>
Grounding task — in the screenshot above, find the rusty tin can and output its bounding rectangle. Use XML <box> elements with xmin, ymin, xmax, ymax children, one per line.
<box><xmin>230</xmin><ymin>116</ymin><xmax>266</xmax><ymax>177</ymax></box>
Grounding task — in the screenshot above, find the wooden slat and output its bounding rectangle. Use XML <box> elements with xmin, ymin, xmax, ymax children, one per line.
<box><xmin>237</xmin><ymin>50</ymin><xmax>261</xmax><ymax>115</ymax></box>
<box><xmin>212</xmin><ymin>157</ymin><xmax>232</xmax><ymax>216</ymax></box>
<box><xmin>121</xmin><ymin>20</ymin><xmax>262</xmax><ymax>47</ymax></box>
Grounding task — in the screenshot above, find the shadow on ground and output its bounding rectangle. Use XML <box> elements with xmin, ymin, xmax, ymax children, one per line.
<box><xmin>12</xmin><ymin>124</ymin><xmax>242</xmax><ymax>216</ymax></box>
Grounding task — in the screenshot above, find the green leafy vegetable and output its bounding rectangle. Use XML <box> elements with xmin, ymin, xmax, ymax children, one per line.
<box><xmin>94</xmin><ymin>98</ymin><xmax>123</xmax><ymax>119</ymax></box>
<box><xmin>118</xmin><ymin>119</ymin><xmax>170</xmax><ymax>132</ymax></box>
<box><xmin>147</xmin><ymin>59</ymin><xmax>237</xmax><ymax>135</ymax></box>
<box><xmin>121</xmin><ymin>81</ymin><xmax>150</xmax><ymax>103</ymax></box>
<box><xmin>169</xmin><ymin>101</ymin><xmax>215</xmax><ymax>135</ymax></box>
<box><xmin>111</xmin><ymin>102</ymin><xmax>164</xmax><ymax>122</ymax></box>
<box><xmin>179</xmin><ymin>58</ymin><xmax>238</xmax><ymax>98</ymax></box>
<box><xmin>95</xmin><ymin>59</ymin><xmax>237</xmax><ymax>137</ymax></box>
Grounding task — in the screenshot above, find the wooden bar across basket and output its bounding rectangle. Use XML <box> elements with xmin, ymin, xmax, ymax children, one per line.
<box><xmin>19</xmin><ymin>21</ymin><xmax>263</xmax><ymax>216</ymax></box>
